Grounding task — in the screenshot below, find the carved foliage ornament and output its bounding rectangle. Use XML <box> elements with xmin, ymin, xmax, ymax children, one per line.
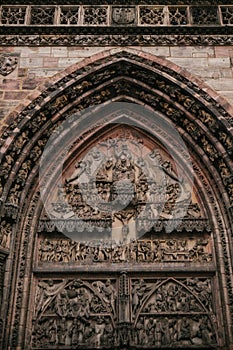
<box><xmin>0</xmin><ymin>34</ymin><xmax>233</xmax><ymax>46</ymax></box>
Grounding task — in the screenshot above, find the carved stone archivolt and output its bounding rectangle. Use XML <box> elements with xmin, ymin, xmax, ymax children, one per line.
<box><xmin>0</xmin><ymin>50</ymin><xmax>232</xmax><ymax>349</ymax></box>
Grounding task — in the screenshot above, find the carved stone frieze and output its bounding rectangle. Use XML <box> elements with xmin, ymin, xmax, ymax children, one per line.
<box><xmin>1</xmin><ymin>0</ymin><xmax>232</xmax><ymax>5</ymax></box>
<box><xmin>0</xmin><ymin>34</ymin><xmax>233</xmax><ymax>46</ymax></box>
<box><xmin>37</xmin><ymin>237</ymin><xmax>212</xmax><ymax>264</ymax></box>
<box><xmin>134</xmin><ymin>315</ymin><xmax>216</xmax><ymax>347</ymax></box>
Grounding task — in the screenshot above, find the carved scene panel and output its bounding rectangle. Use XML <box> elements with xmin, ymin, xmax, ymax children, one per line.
<box><xmin>37</xmin><ymin>125</ymin><xmax>211</xmax><ymax>250</ymax></box>
<box><xmin>30</xmin><ymin>275</ymin><xmax>220</xmax><ymax>349</ymax></box>
<box><xmin>30</xmin><ymin>125</ymin><xmax>220</xmax><ymax>349</ymax></box>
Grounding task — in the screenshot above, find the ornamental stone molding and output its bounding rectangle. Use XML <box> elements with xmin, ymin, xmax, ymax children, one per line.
<box><xmin>0</xmin><ymin>49</ymin><xmax>232</xmax><ymax>349</ymax></box>
<box><xmin>0</xmin><ymin>34</ymin><xmax>233</xmax><ymax>46</ymax></box>
<box><xmin>0</xmin><ymin>2</ymin><xmax>233</xmax><ymax>45</ymax></box>
<box><xmin>0</xmin><ymin>4</ymin><xmax>233</xmax><ymax>26</ymax></box>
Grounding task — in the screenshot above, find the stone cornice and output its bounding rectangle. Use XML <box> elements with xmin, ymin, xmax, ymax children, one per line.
<box><xmin>0</xmin><ymin>34</ymin><xmax>233</xmax><ymax>46</ymax></box>
<box><xmin>1</xmin><ymin>0</ymin><xmax>232</xmax><ymax>5</ymax></box>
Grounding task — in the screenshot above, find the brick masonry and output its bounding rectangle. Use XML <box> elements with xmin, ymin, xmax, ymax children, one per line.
<box><xmin>0</xmin><ymin>46</ymin><xmax>233</xmax><ymax>127</ymax></box>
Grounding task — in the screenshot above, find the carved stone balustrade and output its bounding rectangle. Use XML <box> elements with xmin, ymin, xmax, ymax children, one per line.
<box><xmin>0</xmin><ymin>2</ymin><xmax>233</xmax><ymax>46</ymax></box>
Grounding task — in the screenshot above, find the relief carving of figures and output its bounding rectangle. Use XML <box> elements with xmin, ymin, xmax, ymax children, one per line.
<box><xmin>132</xmin><ymin>279</ymin><xmax>152</xmax><ymax>315</ymax></box>
<box><xmin>45</xmin><ymin>133</ymin><xmax>206</xmax><ymax>244</ymax></box>
<box><xmin>0</xmin><ymin>220</ymin><xmax>11</xmax><ymax>249</ymax></box>
<box><xmin>141</xmin><ymin>278</ymin><xmax>213</xmax><ymax>315</ymax></box>
<box><xmin>7</xmin><ymin>183</ymin><xmax>21</xmax><ymax>206</ymax></box>
<box><xmin>38</xmin><ymin>237</ymin><xmax>212</xmax><ymax>264</ymax></box>
<box><xmin>16</xmin><ymin>160</ymin><xmax>32</xmax><ymax>186</ymax></box>
<box><xmin>32</xmin><ymin>275</ymin><xmax>218</xmax><ymax>349</ymax></box>
<box><xmin>32</xmin><ymin>278</ymin><xmax>116</xmax><ymax>348</ymax></box>
<box><xmin>92</xmin><ymin>279</ymin><xmax>117</xmax><ymax>316</ymax></box>
<box><xmin>34</xmin><ymin>278</ymin><xmax>116</xmax><ymax>320</ymax></box>
<box><xmin>134</xmin><ymin>316</ymin><xmax>216</xmax><ymax>347</ymax></box>
<box><xmin>34</xmin><ymin>279</ymin><xmax>66</xmax><ymax>319</ymax></box>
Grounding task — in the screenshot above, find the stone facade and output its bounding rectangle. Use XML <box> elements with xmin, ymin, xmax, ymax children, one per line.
<box><xmin>0</xmin><ymin>1</ymin><xmax>233</xmax><ymax>350</ymax></box>
<box><xmin>1</xmin><ymin>46</ymin><xmax>233</xmax><ymax>125</ymax></box>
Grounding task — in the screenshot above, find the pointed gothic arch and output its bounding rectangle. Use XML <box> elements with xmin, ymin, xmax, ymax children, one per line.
<box><xmin>0</xmin><ymin>49</ymin><xmax>233</xmax><ymax>349</ymax></box>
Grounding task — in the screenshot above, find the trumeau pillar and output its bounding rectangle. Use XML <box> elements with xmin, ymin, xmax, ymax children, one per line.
<box><xmin>0</xmin><ymin>1</ymin><xmax>232</xmax><ymax>349</ymax></box>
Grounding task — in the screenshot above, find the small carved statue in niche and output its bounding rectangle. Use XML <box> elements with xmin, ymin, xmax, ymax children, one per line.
<box><xmin>0</xmin><ymin>155</ymin><xmax>14</xmax><ymax>179</ymax></box>
<box><xmin>0</xmin><ymin>220</ymin><xmax>11</xmax><ymax>249</ymax></box>
<box><xmin>12</xmin><ymin>131</ymin><xmax>29</xmax><ymax>154</ymax></box>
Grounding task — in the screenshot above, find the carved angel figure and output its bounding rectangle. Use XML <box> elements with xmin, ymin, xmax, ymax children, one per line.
<box><xmin>34</xmin><ymin>279</ymin><xmax>65</xmax><ymax>318</ymax></box>
<box><xmin>92</xmin><ymin>279</ymin><xmax>117</xmax><ymax>314</ymax></box>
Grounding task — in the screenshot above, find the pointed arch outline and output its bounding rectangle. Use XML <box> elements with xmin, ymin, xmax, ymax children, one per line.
<box><xmin>0</xmin><ymin>48</ymin><xmax>232</xmax><ymax>348</ymax></box>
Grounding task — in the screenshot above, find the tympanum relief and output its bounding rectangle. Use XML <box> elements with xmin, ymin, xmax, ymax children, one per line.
<box><xmin>40</xmin><ymin>128</ymin><xmax>208</xmax><ymax>245</ymax></box>
<box><xmin>31</xmin><ymin>277</ymin><xmax>218</xmax><ymax>348</ymax></box>
<box><xmin>33</xmin><ymin>127</ymin><xmax>217</xmax><ymax>348</ymax></box>
<box><xmin>32</xmin><ymin>278</ymin><xmax>116</xmax><ymax>349</ymax></box>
